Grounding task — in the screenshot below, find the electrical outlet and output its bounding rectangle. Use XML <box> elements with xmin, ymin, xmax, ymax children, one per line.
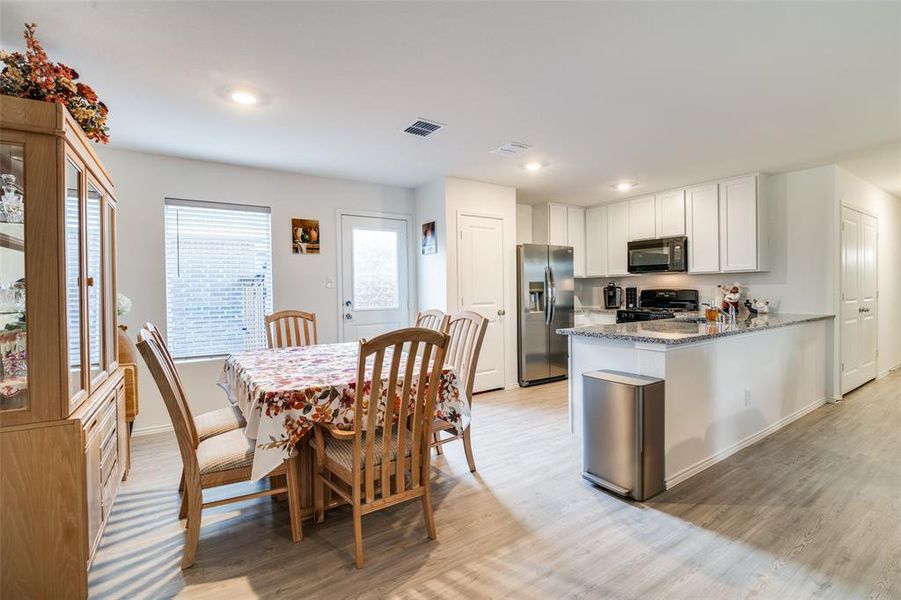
<box><xmin>744</xmin><ymin>389</ymin><xmax>751</xmax><ymax>407</ymax></box>
<box><xmin>325</xmin><ymin>276</ymin><xmax>335</xmax><ymax>289</ymax></box>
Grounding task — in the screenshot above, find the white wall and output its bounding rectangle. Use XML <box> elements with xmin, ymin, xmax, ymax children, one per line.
<box><xmin>100</xmin><ymin>148</ymin><xmax>414</xmax><ymax>432</ymax></box>
<box><xmin>516</xmin><ymin>203</ymin><xmax>533</xmax><ymax>243</ymax></box>
<box><xmin>414</xmin><ymin>177</ymin><xmax>519</xmax><ymax>388</ymax></box>
<box><xmin>414</xmin><ymin>179</ymin><xmax>448</xmax><ymax>312</ymax></box>
<box><xmin>834</xmin><ymin>166</ymin><xmax>901</xmax><ymax>377</ymax></box>
<box><xmin>445</xmin><ymin>178</ymin><xmax>518</xmax><ymax>388</ymax></box>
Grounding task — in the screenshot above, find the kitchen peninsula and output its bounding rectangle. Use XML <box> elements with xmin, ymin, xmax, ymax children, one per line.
<box><xmin>559</xmin><ymin>313</ymin><xmax>834</xmax><ymax>489</ymax></box>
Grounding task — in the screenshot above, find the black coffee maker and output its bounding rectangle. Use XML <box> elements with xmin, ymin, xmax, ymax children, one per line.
<box><xmin>603</xmin><ymin>282</ymin><xmax>623</xmax><ymax>309</ymax></box>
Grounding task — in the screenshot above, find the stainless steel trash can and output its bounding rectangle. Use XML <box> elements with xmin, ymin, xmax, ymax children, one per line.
<box><xmin>581</xmin><ymin>370</ymin><xmax>665</xmax><ymax>501</ymax></box>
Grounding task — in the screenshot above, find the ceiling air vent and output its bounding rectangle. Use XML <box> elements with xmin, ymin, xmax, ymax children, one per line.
<box><xmin>491</xmin><ymin>141</ymin><xmax>532</xmax><ymax>156</ymax></box>
<box><xmin>402</xmin><ymin>118</ymin><xmax>445</xmax><ymax>137</ymax></box>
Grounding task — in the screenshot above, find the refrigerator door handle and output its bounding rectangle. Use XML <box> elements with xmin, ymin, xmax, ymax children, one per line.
<box><xmin>548</xmin><ymin>265</ymin><xmax>556</xmax><ymax>325</ymax></box>
<box><xmin>544</xmin><ymin>266</ymin><xmax>551</xmax><ymax>325</ymax></box>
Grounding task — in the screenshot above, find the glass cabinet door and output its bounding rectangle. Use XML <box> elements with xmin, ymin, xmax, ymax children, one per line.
<box><xmin>0</xmin><ymin>143</ymin><xmax>27</xmax><ymax>412</ymax></box>
<box><xmin>65</xmin><ymin>160</ymin><xmax>84</xmax><ymax>400</ymax></box>
<box><xmin>104</xmin><ymin>200</ymin><xmax>117</xmax><ymax>368</ymax></box>
<box><xmin>86</xmin><ymin>181</ymin><xmax>105</xmax><ymax>385</ymax></box>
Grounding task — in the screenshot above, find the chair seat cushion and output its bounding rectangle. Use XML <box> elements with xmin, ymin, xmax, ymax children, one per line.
<box><xmin>195</xmin><ymin>405</ymin><xmax>246</xmax><ymax>442</ymax></box>
<box><xmin>197</xmin><ymin>428</ymin><xmax>255</xmax><ymax>475</ymax></box>
<box><xmin>326</xmin><ymin>428</ymin><xmax>414</xmax><ymax>470</ymax></box>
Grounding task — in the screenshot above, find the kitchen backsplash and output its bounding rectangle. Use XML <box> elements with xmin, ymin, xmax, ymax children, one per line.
<box><xmin>575</xmin><ymin>273</ymin><xmax>782</xmax><ymax>309</ymax></box>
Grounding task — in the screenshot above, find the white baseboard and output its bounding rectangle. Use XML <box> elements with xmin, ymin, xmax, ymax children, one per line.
<box><xmin>665</xmin><ymin>396</ymin><xmax>827</xmax><ymax>489</ymax></box>
<box><xmin>877</xmin><ymin>361</ymin><xmax>901</xmax><ymax>379</ymax></box>
<box><xmin>132</xmin><ymin>423</ymin><xmax>173</xmax><ymax>437</ymax></box>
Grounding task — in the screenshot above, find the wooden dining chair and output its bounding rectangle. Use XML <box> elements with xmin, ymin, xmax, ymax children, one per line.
<box><xmin>312</xmin><ymin>327</ymin><xmax>449</xmax><ymax>568</ymax></box>
<box><xmin>143</xmin><ymin>322</ymin><xmax>246</xmax><ymax>443</ymax></box>
<box><xmin>431</xmin><ymin>311</ymin><xmax>488</xmax><ymax>472</ymax></box>
<box><xmin>265</xmin><ymin>310</ymin><xmax>318</xmax><ymax>348</ymax></box>
<box><xmin>414</xmin><ymin>309</ymin><xmax>449</xmax><ymax>332</ymax></box>
<box><xmin>136</xmin><ymin>328</ymin><xmax>303</xmax><ymax>569</ymax></box>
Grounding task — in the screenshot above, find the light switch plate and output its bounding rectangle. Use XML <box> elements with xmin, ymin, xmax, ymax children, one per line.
<box><xmin>326</xmin><ymin>276</ymin><xmax>335</xmax><ymax>289</ymax></box>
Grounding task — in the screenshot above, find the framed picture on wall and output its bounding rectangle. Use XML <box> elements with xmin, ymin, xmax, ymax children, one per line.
<box><xmin>421</xmin><ymin>221</ymin><xmax>437</xmax><ymax>255</ymax></box>
<box><xmin>292</xmin><ymin>218</ymin><xmax>320</xmax><ymax>254</ymax></box>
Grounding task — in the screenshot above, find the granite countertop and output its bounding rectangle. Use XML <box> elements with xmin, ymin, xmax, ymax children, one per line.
<box><xmin>558</xmin><ymin>313</ymin><xmax>834</xmax><ymax>345</ymax></box>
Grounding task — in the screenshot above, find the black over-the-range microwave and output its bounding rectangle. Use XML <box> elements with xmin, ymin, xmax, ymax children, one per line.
<box><xmin>627</xmin><ymin>235</ymin><xmax>688</xmax><ymax>273</ymax></box>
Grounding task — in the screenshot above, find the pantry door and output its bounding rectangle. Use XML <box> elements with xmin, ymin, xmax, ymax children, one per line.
<box><xmin>840</xmin><ymin>206</ymin><xmax>877</xmax><ymax>395</ymax></box>
<box><xmin>339</xmin><ymin>214</ymin><xmax>410</xmax><ymax>341</ymax></box>
<box><xmin>457</xmin><ymin>212</ymin><xmax>506</xmax><ymax>392</ymax></box>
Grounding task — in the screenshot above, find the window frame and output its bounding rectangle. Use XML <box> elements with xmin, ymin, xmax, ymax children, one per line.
<box><xmin>163</xmin><ymin>197</ymin><xmax>273</xmax><ymax>360</ymax></box>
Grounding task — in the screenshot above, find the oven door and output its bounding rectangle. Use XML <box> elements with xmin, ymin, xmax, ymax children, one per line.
<box><xmin>628</xmin><ymin>239</ymin><xmax>673</xmax><ymax>273</ymax></box>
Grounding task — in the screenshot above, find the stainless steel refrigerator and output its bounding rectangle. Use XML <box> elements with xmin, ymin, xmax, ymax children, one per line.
<box><xmin>516</xmin><ymin>244</ymin><xmax>574</xmax><ymax>386</ymax></box>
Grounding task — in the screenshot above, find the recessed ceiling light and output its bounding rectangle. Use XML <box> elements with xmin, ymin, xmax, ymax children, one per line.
<box><xmin>523</xmin><ymin>162</ymin><xmax>544</xmax><ymax>172</ymax></box>
<box><xmin>228</xmin><ymin>89</ymin><xmax>258</xmax><ymax>105</ymax></box>
<box><xmin>614</xmin><ymin>181</ymin><xmax>635</xmax><ymax>192</ymax></box>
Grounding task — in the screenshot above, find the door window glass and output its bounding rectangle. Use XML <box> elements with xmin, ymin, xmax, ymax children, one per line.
<box><xmin>352</xmin><ymin>228</ymin><xmax>399</xmax><ymax>310</ymax></box>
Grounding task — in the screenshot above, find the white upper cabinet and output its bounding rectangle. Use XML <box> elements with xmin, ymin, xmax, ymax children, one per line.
<box><xmin>548</xmin><ymin>204</ymin><xmax>568</xmax><ymax>245</ymax></box>
<box><xmin>567</xmin><ymin>206</ymin><xmax>586</xmax><ymax>278</ymax></box>
<box><xmin>628</xmin><ymin>195</ymin><xmax>657</xmax><ymax>241</ymax></box>
<box><xmin>532</xmin><ymin>202</ymin><xmax>587</xmax><ymax>276</ymax></box>
<box><xmin>719</xmin><ymin>175</ymin><xmax>765</xmax><ymax>272</ymax></box>
<box><xmin>685</xmin><ymin>183</ymin><xmax>720</xmax><ymax>273</ymax></box>
<box><xmin>607</xmin><ymin>201</ymin><xmax>631</xmax><ymax>276</ymax></box>
<box><xmin>655</xmin><ymin>189</ymin><xmax>686</xmax><ymax>237</ymax></box>
<box><xmin>585</xmin><ymin>205</ymin><xmax>608</xmax><ymax>277</ymax></box>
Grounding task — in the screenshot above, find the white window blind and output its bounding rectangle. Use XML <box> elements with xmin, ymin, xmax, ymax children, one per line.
<box><xmin>164</xmin><ymin>198</ymin><xmax>273</xmax><ymax>359</ymax></box>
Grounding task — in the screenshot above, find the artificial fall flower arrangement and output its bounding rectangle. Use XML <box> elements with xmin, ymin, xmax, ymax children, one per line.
<box><xmin>0</xmin><ymin>23</ymin><xmax>109</xmax><ymax>143</ymax></box>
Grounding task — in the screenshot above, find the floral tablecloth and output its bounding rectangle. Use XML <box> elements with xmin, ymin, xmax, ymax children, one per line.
<box><xmin>219</xmin><ymin>342</ymin><xmax>468</xmax><ymax>481</ymax></box>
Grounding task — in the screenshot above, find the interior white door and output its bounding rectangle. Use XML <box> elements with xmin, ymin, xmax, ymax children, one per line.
<box><xmin>340</xmin><ymin>214</ymin><xmax>410</xmax><ymax>341</ymax></box>
<box><xmin>458</xmin><ymin>213</ymin><xmax>506</xmax><ymax>392</ymax></box>
<box><xmin>841</xmin><ymin>206</ymin><xmax>878</xmax><ymax>394</ymax></box>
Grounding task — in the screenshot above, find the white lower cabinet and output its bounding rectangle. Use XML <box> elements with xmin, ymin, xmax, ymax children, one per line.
<box><xmin>607</xmin><ymin>201</ymin><xmax>630</xmax><ymax>276</ymax></box>
<box><xmin>685</xmin><ymin>183</ymin><xmax>720</xmax><ymax>273</ymax></box>
<box><xmin>585</xmin><ymin>205</ymin><xmax>607</xmax><ymax>277</ymax></box>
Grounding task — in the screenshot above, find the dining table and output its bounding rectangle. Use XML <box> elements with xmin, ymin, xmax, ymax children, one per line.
<box><xmin>218</xmin><ymin>341</ymin><xmax>470</xmax><ymax>484</ymax></box>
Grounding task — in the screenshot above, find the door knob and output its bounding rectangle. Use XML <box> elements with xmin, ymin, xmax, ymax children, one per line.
<box><xmin>497</xmin><ymin>309</ymin><xmax>506</xmax><ymax>316</ymax></box>
<box><xmin>344</xmin><ymin>300</ymin><xmax>352</xmax><ymax>307</ymax></box>
<box><xmin>345</xmin><ymin>314</ymin><xmax>353</xmax><ymax>320</ymax></box>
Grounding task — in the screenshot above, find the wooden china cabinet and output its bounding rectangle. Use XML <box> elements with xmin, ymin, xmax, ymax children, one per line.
<box><xmin>0</xmin><ymin>96</ymin><xmax>126</xmax><ymax>599</ymax></box>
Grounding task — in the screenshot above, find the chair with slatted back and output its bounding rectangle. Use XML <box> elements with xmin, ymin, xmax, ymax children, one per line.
<box><xmin>312</xmin><ymin>327</ymin><xmax>449</xmax><ymax>568</ymax></box>
<box><xmin>431</xmin><ymin>311</ymin><xmax>488</xmax><ymax>472</ymax></box>
<box><xmin>136</xmin><ymin>328</ymin><xmax>303</xmax><ymax>569</ymax></box>
<box><xmin>143</xmin><ymin>322</ymin><xmax>246</xmax><ymax>442</ymax></box>
<box><xmin>265</xmin><ymin>310</ymin><xmax>318</xmax><ymax>348</ymax></box>
<box><xmin>414</xmin><ymin>309</ymin><xmax>449</xmax><ymax>332</ymax></box>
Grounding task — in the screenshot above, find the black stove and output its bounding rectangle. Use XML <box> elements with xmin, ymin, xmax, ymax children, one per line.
<box><xmin>616</xmin><ymin>289</ymin><xmax>699</xmax><ymax>323</ymax></box>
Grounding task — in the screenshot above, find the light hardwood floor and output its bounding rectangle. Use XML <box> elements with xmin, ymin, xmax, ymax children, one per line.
<box><xmin>89</xmin><ymin>372</ymin><xmax>901</xmax><ymax>599</ymax></box>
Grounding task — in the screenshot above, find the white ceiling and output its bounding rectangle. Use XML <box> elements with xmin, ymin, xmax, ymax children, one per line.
<box><xmin>2</xmin><ymin>1</ymin><xmax>899</xmax><ymax>204</ymax></box>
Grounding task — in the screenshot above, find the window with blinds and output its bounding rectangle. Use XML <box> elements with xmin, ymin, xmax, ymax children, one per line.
<box><xmin>164</xmin><ymin>199</ymin><xmax>273</xmax><ymax>359</ymax></box>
